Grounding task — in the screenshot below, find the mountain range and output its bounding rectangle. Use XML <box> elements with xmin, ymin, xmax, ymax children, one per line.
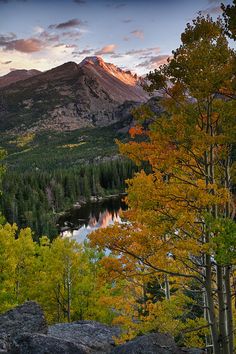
<box><xmin>0</xmin><ymin>69</ymin><xmax>41</xmax><ymax>89</ymax></box>
<box><xmin>0</xmin><ymin>56</ymin><xmax>149</xmax><ymax>133</ymax></box>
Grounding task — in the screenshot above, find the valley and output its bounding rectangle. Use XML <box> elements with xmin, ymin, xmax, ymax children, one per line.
<box><xmin>0</xmin><ymin>57</ymin><xmax>147</xmax><ymax>238</ymax></box>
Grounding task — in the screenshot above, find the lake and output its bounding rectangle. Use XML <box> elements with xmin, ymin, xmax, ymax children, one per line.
<box><xmin>58</xmin><ymin>195</ymin><xmax>127</xmax><ymax>243</ymax></box>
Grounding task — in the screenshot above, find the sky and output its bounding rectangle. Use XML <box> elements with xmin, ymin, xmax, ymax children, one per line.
<box><xmin>0</xmin><ymin>0</ymin><xmax>233</xmax><ymax>76</ymax></box>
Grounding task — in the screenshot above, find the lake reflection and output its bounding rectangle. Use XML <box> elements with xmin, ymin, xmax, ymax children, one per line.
<box><xmin>59</xmin><ymin>196</ymin><xmax>126</xmax><ymax>243</ymax></box>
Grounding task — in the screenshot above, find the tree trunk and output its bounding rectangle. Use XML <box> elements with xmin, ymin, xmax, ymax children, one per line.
<box><xmin>205</xmin><ymin>254</ymin><xmax>220</xmax><ymax>354</ymax></box>
<box><xmin>164</xmin><ymin>274</ymin><xmax>170</xmax><ymax>300</ymax></box>
<box><xmin>225</xmin><ymin>266</ymin><xmax>234</xmax><ymax>353</ymax></box>
<box><xmin>217</xmin><ymin>265</ymin><xmax>229</xmax><ymax>354</ymax></box>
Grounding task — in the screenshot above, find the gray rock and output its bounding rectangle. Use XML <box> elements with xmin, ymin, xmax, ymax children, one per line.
<box><xmin>182</xmin><ymin>350</ymin><xmax>205</xmax><ymax>354</ymax></box>
<box><xmin>11</xmin><ymin>333</ymin><xmax>90</xmax><ymax>354</ymax></box>
<box><xmin>0</xmin><ymin>333</ymin><xmax>8</xmax><ymax>353</ymax></box>
<box><xmin>0</xmin><ymin>301</ymin><xmax>47</xmax><ymax>353</ymax></box>
<box><xmin>48</xmin><ymin>321</ymin><xmax>120</xmax><ymax>353</ymax></box>
<box><xmin>0</xmin><ymin>301</ymin><xmax>47</xmax><ymax>338</ymax></box>
<box><xmin>0</xmin><ymin>302</ymin><xmax>205</xmax><ymax>354</ymax></box>
<box><xmin>111</xmin><ymin>333</ymin><xmax>205</xmax><ymax>354</ymax></box>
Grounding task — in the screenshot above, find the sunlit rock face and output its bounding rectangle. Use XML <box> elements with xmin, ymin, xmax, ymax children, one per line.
<box><xmin>63</xmin><ymin>209</ymin><xmax>122</xmax><ymax>244</ymax></box>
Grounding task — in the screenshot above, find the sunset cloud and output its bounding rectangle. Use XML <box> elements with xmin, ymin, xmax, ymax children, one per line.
<box><xmin>95</xmin><ymin>44</ymin><xmax>117</xmax><ymax>55</ymax></box>
<box><xmin>61</xmin><ymin>31</ymin><xmax>82</xmax><ymax>39</ymax></box>
<box><xmin>137</xmin><ymin>55</ymin><xmax>170</xmax><ymax>69</ymax></box>
<box><xmin>33</xmin><ymin>26</ymin><xmax>44</xmax><ymax>34</ymax></box>
<box><xmin>1</xmin><ymin>60</ymin><xmax>12</xmax><ymax>64</ymax></box>
<box><xmin>65</xmin><ymin>44</ymin><xmax>77</xmax><ymax>48</ymax></box>
<box><xmin>0</xmin><ymin>33</ymin><xmax>17</xmax><ymax>44</ymax></box>
<box><xmin>1</xmin><ymin>38</ymin><xmax>43</xmax><ymax>53</ymax></box>
<box><xmin>72</xmin><ymin>48</ymin><xmax>94</xmax><ymax>56</ymax></box>
<box><xmin>49</xmin><ymin>18</ymin><xmax>85</xmax><ymax>30</ymax></box>
<box><xmin>39</xmin><ymin>31</ymin><xmax>60</xmax><ymax>42</ymax></box>
<box><xmin>131</xmin><ymin>30</ymin><xmax>144</xmax><ymax>39</ymax></box>
<box><xmin>126</xmin><ymin>47</ymin><xmax>160</xmax><ymax>56</ymax></box>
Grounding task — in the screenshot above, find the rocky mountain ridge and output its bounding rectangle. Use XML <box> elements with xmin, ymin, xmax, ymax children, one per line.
<box><xmin>0</xmin><ymin>69</ymin><xmax>41</xmax><ymax>88</ymax></box>
<box><xmin>0</xmin><ymin>57</ymin><xmax>148</xmax><ymax>133</ymax></box>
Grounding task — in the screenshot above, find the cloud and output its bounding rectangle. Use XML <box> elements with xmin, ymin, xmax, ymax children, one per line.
<box><xmin>65</xmin><ymin>44</ymin><xmax>77</xmax><ymax>48</ymax></box>
<box><xmin>39</xmin><ymin>31</ymin><xmax>60</xmax><ymax>42</ymax></box>
<box><xmin>53</xmin><ymin>43</ymin><xmax>65</xmax><ymax>48</ymax></box>
<box><xmin>200</xmin><ymin>5</ymin><xmax>222</xmax><ymax>15</ymax></box>
<box><xmin>34</xmin><ymin>26</ymin><xmax>44</xmax><ymax>34</ymax></box>
<box><xmin>106</xmin><ymin>2</ymin><xmax>126</xmax><ymax>9</ymax></box>
<box><xmin>61</xmin><ymin>30</ymin><xmax>82</xmax><ymax>39</ymax></box>
<box><xmin>95</xmin><ymin>44</ymin><xmax>117</xmax><ymax>55</ymax></box>
<box><xmin>137</xmin><ymin>55</ymin><xmax>170</xmax><ymax>69</ymax></box>
<box><xmin>126</xmin><ymin>47</ymin><xmax>160</xmax><ymax>56</ymax></box>
<box><xmin>123</xmin><ymin>36</ymin><xmax>130</xmax><ymax>41</ymax></box>
<box><xmin>49</xmin><ymin>18</ymin><xmax>85</xmax><ymax>30</ymax></box>
<box><xmin>131</xmin><ymin>30</ymin><xmax>144</xmax><ymax>39</ymax></box>
<box><xmin>110</xmin><ymin>53</ymin><xmax>125</xmax><ymax>58</ymax></box>
<box><xmin>72</xmin><ymin>48</ymin><xmax>94</xmax><ymax>56</ymax></box>
<box><xmin>122</xmin><ymin>18</ymin><xmax>132</xmax><ymax>23</ymax></box>
<box><xmin>0</xmin><ymin>33</ymin><xmax>17</xmax><ymax>45</ymax></box>
<box><xmin>1</xmin><ymin>37</ymin><xmax>43</xmax><ymax>53</ymax></box>
<box><xmin>74</xmin><ymin>0</ymin><xmax>86</xmax><ymax>3</ymax></box>
<box><xmin>1</xmin><ymin>60</ymin><xmax>12</xmax><ymax>64</ymax></box>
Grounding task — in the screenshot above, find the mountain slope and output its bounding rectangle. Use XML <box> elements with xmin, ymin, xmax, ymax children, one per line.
<box><xmin>0</xmin><ymin>69</ymin><xmax>41</xmax><ymax>88</ymax></box>
<box><xmin>0</xmin><ymin>57</ymin><xmax>148</xmax><ymax>133</ymax></box>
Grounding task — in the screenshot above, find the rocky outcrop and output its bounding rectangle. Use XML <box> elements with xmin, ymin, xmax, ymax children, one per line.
<box><xmin>0</xmin><ymin>301</ymin><xmax>205</xmax><ymax>354</ymax></box>
<box><xmin>0</xmin><ymin>301</ymin><xmax>47</xmax><ymax>353</ymax></box>
<box><xmin>11</xmin><ymin>333</ymin><xmax>89</xmax><ymax>354</ymax></box>
<box><xmin>112</xmin><ymin>333</ymin><xmax>205</xmax><ymax>353</ymax></box>
<box><xmin>49</xmin><ymin>321</ymin><xmax>120</xmax><ymax>353</ymax></box>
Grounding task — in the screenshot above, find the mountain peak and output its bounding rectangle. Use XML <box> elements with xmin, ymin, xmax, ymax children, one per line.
<box><xmin>79</xmin><ymin>56</ymin><xmax>139</xmax><ymax>87</ymax></box>
<box><xmin>79</xmin><ymin>56</ymin><xmax>105</xmax><ymax>67</ymax></box>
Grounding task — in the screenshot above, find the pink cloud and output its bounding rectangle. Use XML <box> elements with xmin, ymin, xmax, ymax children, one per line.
<box><xmin>95</xmin><ymin>44</ymin><xmax>117</xmax><ymax>55</ymax></box>
<box><xmin>126</xmin><ymin>47</ymin><xmax>160</xmax><ymax>56</ymax></box>
<box><xmin>131</xmin><ymin>30</ymin><xmax>144</xmax><ymax>39</ymax></box>
<box><xmin>137</xmin><ymin>55</ymin><xmax>171</xmax><ymax>69</ymax></box>
<box><xmin>4</xmin><ymin>38</ymin><xmax>43</xmax><ymax>53</ymax></box>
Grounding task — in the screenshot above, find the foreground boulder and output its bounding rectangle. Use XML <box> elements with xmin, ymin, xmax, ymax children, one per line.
<box><xmin>0</xmin><ymin>301</ymin><xmax>205</xmax><ymax>353</ymax></box>
<box><xmin>48</xmin><ymin>321</ymin><xmax>120</xmax><ymax>353</ymax></box>
<box><xmin>11</xmin><ymin>333</ymin><xmax>89</xmax><ymax>354</ymax></box>
<box><xmin>0</xmin><ymin>301</ymin><xmax>47</xmax><ymax>352</ymax></box>
<box><xmin>112</xmin><ymin>333</ymin><xmax>205</xmax><ymax>354</ymax></box>
<box><xmin>113</xmin><ymin>333</ymin><xmax>182</xmax><ymax>354</ymax></box>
